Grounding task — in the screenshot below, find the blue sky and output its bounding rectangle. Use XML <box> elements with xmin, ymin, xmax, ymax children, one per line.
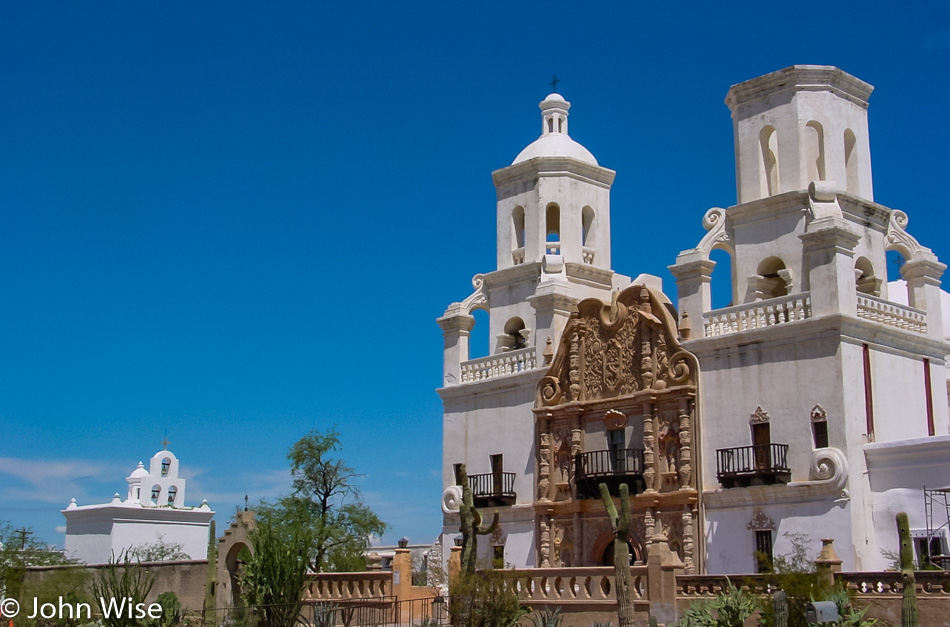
<box><xmin>1</xmin><ymin>2</ymin><xmax>948</xmax><ymax>548</ymax></box>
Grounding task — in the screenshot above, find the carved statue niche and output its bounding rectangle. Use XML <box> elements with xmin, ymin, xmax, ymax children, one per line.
<box><xmin>552</xmin><ymin>425</ymin><xmax>573</xmax><ymax>500</ymax></box>
<box><xmin>657</xmin><ymin>410</ymin><xmax>681</xmax><ymax>489</ymax></box>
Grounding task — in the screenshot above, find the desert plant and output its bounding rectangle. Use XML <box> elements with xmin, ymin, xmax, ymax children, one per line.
<box><xmin>896</xmin><ymin>512</ymin><xmax>918</xmax><ymax>627</ymax></box>
<box><xmin>448</xmin><ymin>570</ymin><xmax>528</xmax><ymax>627</ymax></box>
<box><xmin>677</xmin><ymin>579</ymin><xmax>755</xmax><ymax>627</ymax></box>
<box><xmin>592</xmin><ymin>622</ymin><xmax>612</xmax><ymax>627</ymax></box>
<box><xmin>239</xmin><ymin>519</ymin><xmax>313</xmax><ymax>627</ymax></box>
<box><xmin>530</xmin><ymin>607</ymin><xmax>567</xmax><ymax>627</ymax></box>
<box><xmin>147</xmin><ymin>592</ymin><xmax>182</xmax><ymax>627</ymax></box>
<box><xmin>599</xmin><ymin>482</ymin><xmax>633</xmax><ymax>627</ymax></box>
<box><xmin>455</xmin><ymin>464</ymin><xmax>499</xmax><ymax>575</ymax></box>
<box><xmin>311</xmin><ymin>602</ymin><xmax>338</xmax><ymax>627</ymax></box>
<box><xmin>823</xmin><ymin>584</ymin><xmax>879</xmax><ymax>626</ymax></box>
<box><xmin>92</xmin><ymin>554</ymin><xmax>155</xmax><ymax>627</ymax></box>
<box><xmin>755</xmin><ymin>533</ymin><xmax>829</xmax><ymax>627</ymax></box>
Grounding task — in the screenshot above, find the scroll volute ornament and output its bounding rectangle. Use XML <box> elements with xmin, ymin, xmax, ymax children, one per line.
<box><xmin>536</xmin><ymin>285</ymin><xmax>696</xmax><ymax>408</ymax></box>
<box><xmin>603</xmin><ymin>409</ymin><xmax>628</xmax><ymax>431</ymax></box>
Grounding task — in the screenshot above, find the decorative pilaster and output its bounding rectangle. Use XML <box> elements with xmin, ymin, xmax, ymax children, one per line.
<box><xmin>568</xmin><ymin>332</ymin><xmax>582</xmax><ymax>401</ymax></box>
<box><xmin>539</xmin><ymin>515</ymin><xmax>552</xmax><ymax>567</ymax></box>
<box><xmin>799</xmin><ymin>215</ymin><xmax>860</xmax><ymax>317</ymax></box>
<box><xmin>643</xmin><ymin>403</ymin><xmax>657</xmax><ymax>492</ymax></box>
<box><xmin>436</xmin><ymin>314</ymin><xmax>476</xmax><ymax>387</ymax></box>
<box><xmin>678</xmin><ymin>399</ymin><xmax>692</xmax><ymax>489</ymax></box>
<box><xmin>668</xmin><ymin>258</ymin><xmax>717</xmax><ymax>331</ymax></box>
<box><xmin>902</xmin><ymin>258</ymin><xmax>947</xmax><ymax>340</ymax></box>
<box><xmin>571</xmin><ymin>418</ymin><xmax>582</xmax><ymax>500</ymax></box>
<box><xmin>645</xmin><ymin>507</ymin><xmax>656</xmax><ymax>540</ymax></box>
<box><xmin>682</xmin><ymin>505</ymin><xmax>694</xmax><ymax>574</ymax></box>
<box><xmin>538</xmin><ymin>423</ymin><xmax>551</xmax><ymax>503</ymax></box>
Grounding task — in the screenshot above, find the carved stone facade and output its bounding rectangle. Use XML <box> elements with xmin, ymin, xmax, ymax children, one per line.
<box><xmin>534</xmin><ymin>284</ymin><xmax>701</xmax><ymax>573</ymax></box>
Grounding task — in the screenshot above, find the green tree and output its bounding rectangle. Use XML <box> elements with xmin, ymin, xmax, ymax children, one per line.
<box><xmin>239</xmin><ymin>519</ymin><xmax>313</xmax><ymax>627</ymax></box>
<box><xmin>0</xmin><ymin>523</ymin><xmax>74</xmax><ymax>598</ymax></box>
<box><xmin>259</xmin><ymin>429</ymin><xmax>388</xmax><ymax>573</ymax></box>
<box><xmin>128</xmin><ymin>536</ymin><xmax>190</xmax><ymax>562</ymax></box>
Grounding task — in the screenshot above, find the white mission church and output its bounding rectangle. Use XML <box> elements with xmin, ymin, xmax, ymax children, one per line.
<box><xmin>438</xmin><ymin>65</ymin><xmax>950</xmax><ymax>575</ymax></box>
<box><xmin>62</xmin><ymin>448</ymin><xmax>213</xmax><ymax>564</ymax></box>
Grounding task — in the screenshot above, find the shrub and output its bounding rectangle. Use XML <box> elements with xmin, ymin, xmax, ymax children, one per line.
<box><xmin>677</xmin><ymin>579</ymin><xmax>755</xmax><ymax>627</ymax></box>
<box><xmin>448</xmin><ymin>570</ymin><xmax>529</xmax><ymax>627</ymax></box>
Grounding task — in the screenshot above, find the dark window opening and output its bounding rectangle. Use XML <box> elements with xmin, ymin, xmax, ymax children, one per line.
<box><xmin>813</xmin><ymin>421</ymin><xmax>829</xmax><ymax>449</ymax></box>
<box><xmin>755</xmin><ymin>530</ymin><xmax>773</xmax><ymax>573</ymax></box>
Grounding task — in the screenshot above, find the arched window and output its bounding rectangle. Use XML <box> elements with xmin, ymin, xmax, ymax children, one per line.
<box><xmin>470</xmin><ymin>308</ymin><xmax>490</xmax><ymax>359</ymax></box>
<box><xmin>709</xmin><ymin>248</ymin><xmax>735</xmax><ymax>309</ymax></box>
<box><xmin>755</xmin><ymin>257</ymin><xmax>789</xmax><ymax>299</ymax></box>
<box><xmin>511</xmin><ymin>206</ymin><xmax>525</xmax><ymax>253</ymax></box>
<box><xmin>581</xmin><ymin>206</ymin><xmax>595</xmax><ymax>247</ymax></box>
<box><xmin>855</xmin><ymin>257</ymin><xmax>880</xmax><ymax>296</ymax></box>
<box><xmin>844</xmin><ymin>129</ymin><xmax>858</xmax><ymax>193</ymax></box>
<box><xmin>167</xmin><ymin>485</ymin><xmax>178</xmax><ymax>506</ymax></box>
<box><xmin>161</xmin><ymin>457</ymin><xmax>171</xmax><ymax>477</ymax></box>
<box><xmin>546</xmin><ymin>204</ymin><xmax>560</xmax><ymax>241</ymax></box>
<box><xmin>502</xmin><ymin>317</ymin><xmax>527</xmax><ymax>351</ymax></box>
<box><xmin>545</xmin><ymin>204</ymin><xmax>560</xmax><ymax>255</ymax></box>
<box><xmin>150</xmin><ymin>485</ymin><xmax>161</xmax><ymax>504</ymax></box>
<box><xmin>759</xmin><ymin>126</ymin><xmax>780</xmax><ymax>196</ymax></box>
<box><xmin>805</xmin><ymin>121</ymin><xmax>825</xmax><ymax>183</ymax></box>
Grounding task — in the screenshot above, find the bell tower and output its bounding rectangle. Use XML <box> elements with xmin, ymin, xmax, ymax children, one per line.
<box><xmin>438</xmin><ymin>92</ymin><xmax>634</xmax><ymax>569</ymax></box>
<box><xmin>727</xmin><ymin>65</ymin><xmax>874</xmax><ymax>204</ymax></box>
<box><xmin>495</xmin><ymin>93</ymin><xmax>614</xmax><ymax>273</ymax></box>
<box><xmin>670</xmin><ymin>65</ymin><xmax>949</xmax><ymax>574</ymax></box>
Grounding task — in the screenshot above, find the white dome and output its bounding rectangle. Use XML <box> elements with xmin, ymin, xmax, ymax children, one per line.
<box><xmin>129</xmin><ymin>462</ymin><xmax>148</xmax><ymax>479</ymax></box>
<box><xmin>511</xmin><ymin>93</ymin><xmax>598</xmax><ymax>166</ymax></box>
<box><xmin>513</xmin><ymin>133</ymin><xmax>598</xmax><ymax>165</ymax></box>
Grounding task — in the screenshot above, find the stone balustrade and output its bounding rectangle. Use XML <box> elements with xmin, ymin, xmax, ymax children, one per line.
<box><xmin>837</xmin><ymin>570</ymin><xmax>950</xmax><ymax>596</ymax></box>
<box><xmin>703</xmin><ymin>293</ymin><xmax>812</xmax><ymax>337</ymax></box>
<box><xmin>460</xmin><ymin>346</ymin><xmax>538</xmax><ymax>383</ymax></box>
<box><xmin>856</xmin><ymin>292</ymin><xmax>927</xmax><ymax>334</ymax></box>
<box><xmin>305</xmin><ymin>571</ymin><xmax>392</xmax><ymax>601</ymax></box>
<box><xmin>676</xmin><ymin>574</ymin><xmax>772</xmax><ymax>599</ymax></box>
<box><xmin>504</xmin><ymin>566</ymin><xmax>646</xmax><ymax>605</ymax></box>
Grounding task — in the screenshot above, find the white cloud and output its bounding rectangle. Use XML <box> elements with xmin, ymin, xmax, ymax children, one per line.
<box><xmin>0</xmin><ymin>457</ymin><xmax>129</xmax><ymax>505</ymax></box>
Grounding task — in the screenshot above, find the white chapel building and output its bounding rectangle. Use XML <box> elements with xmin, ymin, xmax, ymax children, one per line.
<box><xmin>439</xmin><ymin>66</ymin><xmax>950</xmax><ymax>574</ymax></box>
<box><xmin>63</xmin><ymin>448</ymin><xmax>214</xmax><ymax>564</ymax></box>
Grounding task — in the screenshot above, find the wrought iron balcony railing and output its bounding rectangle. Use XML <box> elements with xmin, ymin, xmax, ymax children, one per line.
<box><xmin>468</xmin><ymin>471</ymin><xmax>516</xmax><ymax>507</ymax></box>
<box><xmin>574</xmin><ymin>448</ymin><xmax>645</xmax><ymax>499</ymax></box>
<box><xmin>716</xmin><ymin>443</ymin><xmax>791</xmax><ymax>488</ymax></box>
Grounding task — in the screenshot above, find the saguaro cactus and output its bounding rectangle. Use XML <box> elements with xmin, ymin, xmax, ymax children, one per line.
<box><xmin>599</xmin><ymin>482</ymin><xmax>634</xmax><ymax>627</ymax></box>
<box><xmin>773</xmin><ymin>590</ymin><xmax>788</xmax><ymax>627</ymax></box>
<box><xmin>205</xmin><ymin>520</ymin><xmax>217</xmax><ymax>625</ymax></box>
<box><xmin>897</xmin><ymin>512</ymin><xmax>919</xmax><ymax>627</ymax></box>
<box><xmin>456</xmin><ymin>463</ymin><xmax>499</xmax><ymax>574</ymax></box>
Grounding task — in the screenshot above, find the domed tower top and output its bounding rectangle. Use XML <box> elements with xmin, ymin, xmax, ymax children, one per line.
<box><xmin>512</xmin><ymin>93</ymin><xmax>598</xmax><ymax>165</ymax></box>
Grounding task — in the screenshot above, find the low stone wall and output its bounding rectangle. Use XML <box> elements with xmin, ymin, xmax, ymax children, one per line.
<box><xmin>23</xmin><ymin>560</ymin><xmax>210</xmax><ymax>613</ymax></box>
<box><xmin>838</xmin><ymin>570</ymin><xmax>950</xmax><ymax>626</ymax></box>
